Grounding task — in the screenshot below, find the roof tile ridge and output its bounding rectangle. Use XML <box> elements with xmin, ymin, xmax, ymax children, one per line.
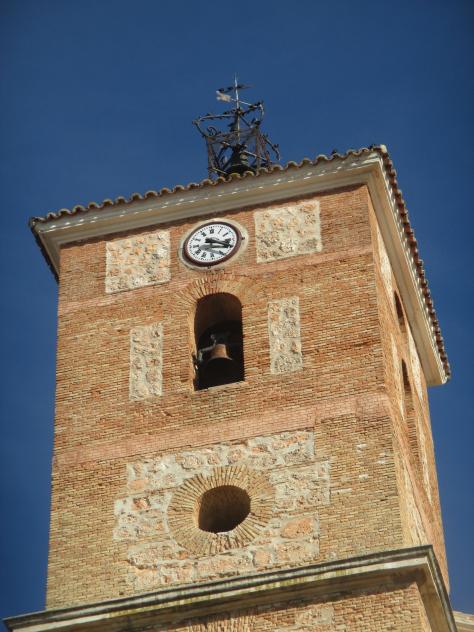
<box><xmin>377</xmin><ymin>145</ymin><xmax>451</xmax><ymax>378</ymax></box>
<box><xmin>29</xmin><ymin>147</ymin><xmax>383</xmax><ymax>225</ymax></box>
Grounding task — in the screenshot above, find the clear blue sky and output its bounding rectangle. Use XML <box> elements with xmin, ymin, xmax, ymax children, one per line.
<box><xmin>1</xmin><ymin>0</ymin><xmax>473</xmax><ymax>620</ymax></box>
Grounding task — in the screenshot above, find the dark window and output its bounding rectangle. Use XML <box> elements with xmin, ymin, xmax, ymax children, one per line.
<box><xmin>394</xmin><ymin>292</ymin><xmax>406</xmax><ymax>334</ymax></box>
<box><xmin>197</xmin><ymin>485</ymin><xmax>250</xmax><ymax>533</ymax></box>
<box><xmin>402</xmin><ymin>360</ymin><xmax>414</xmax><ymax>420</ymax></box>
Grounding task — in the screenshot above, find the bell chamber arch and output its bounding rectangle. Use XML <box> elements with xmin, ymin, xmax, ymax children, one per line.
<box><xmin>193</xmin><ymin>293</ymin><xmax>244</xmax><ymax>390</ymax></box>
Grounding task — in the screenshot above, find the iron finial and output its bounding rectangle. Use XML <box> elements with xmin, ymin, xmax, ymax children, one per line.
<box><xmin>193</xmin><ymin>77</ymin><xmax>280</xmax><ymax>178</ymax></box>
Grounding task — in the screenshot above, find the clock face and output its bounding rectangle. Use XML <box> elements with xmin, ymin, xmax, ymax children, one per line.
<box><xmin>183</xmin><ymin>221</ymin><xmax>241</xmax><ymax>267</ymax></box>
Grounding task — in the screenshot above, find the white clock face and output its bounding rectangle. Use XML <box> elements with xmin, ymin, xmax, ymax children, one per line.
<box><xmin>184</xmin><ymin>222</ymin><xmax>241</xmax><ymax>266</ymax></box>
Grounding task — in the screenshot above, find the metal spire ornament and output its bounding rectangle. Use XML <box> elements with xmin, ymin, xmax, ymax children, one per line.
<box><xmin>193</xmin><ymin>77</ymin><xmax>280</xmax><ymax>178</ymax></box>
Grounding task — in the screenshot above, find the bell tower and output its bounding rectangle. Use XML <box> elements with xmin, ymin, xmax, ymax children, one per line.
<box><xmin>5</xmin><ymin>88</ymin><xmax>460</xmax><ymax>631</ymax></box>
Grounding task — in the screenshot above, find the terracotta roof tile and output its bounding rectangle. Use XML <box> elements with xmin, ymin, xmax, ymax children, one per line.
<box><xmin>29</xmin><ymin>147</ymin><xmax>380</xmax><ymax>226</ymax></box>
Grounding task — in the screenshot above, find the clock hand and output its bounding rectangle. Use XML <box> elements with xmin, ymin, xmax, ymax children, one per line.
<box><xmin>199</xmin><ymin>244</ymin><xmax>219</xmax><ymax>251</ymax></box>
<box><xmin>204</xmin><ymin>237</ymin><xmax>232</xmax><ymax>247</ymax></box>
<box><xmin>198</xmin><ymin>245</ymin><xmax>226</xmax><ymax>256</ymax></box>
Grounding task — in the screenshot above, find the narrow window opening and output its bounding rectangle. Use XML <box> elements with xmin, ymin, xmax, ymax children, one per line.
<box><xmin>197</xmin><ymin>485</ymin><xmax>250</xmax><ymax>533</ymax></box>
<box><xmin>402</xmin><ymin>360</ymin><xmax>414</xmax><ymax>420</ymax></box>
<box><xmin>193</xmin><ymin>293</ymin><xmax>244</xmax><ymax>390</ymax></box>
<box><xmin>394</xmin><ymin>292</ymin><xmax>406</xmax><ymax>334</ymax></box>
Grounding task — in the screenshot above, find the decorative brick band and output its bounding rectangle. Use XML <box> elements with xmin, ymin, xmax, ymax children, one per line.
<box><xmin>167</xmin><ymin>466</ymin><xmax>274</xmax><ymax>556</ymax></box>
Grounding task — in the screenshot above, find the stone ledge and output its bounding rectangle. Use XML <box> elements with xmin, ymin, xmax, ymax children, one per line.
<box><xmin>455</xmin><ymin>611</ymin><xmax>474</xmax><ymax>632</ymax></box>
<box><xmin>4</xmin><ymin>546</ymin><xmax>456</xmax><ymax>632</ymax></box>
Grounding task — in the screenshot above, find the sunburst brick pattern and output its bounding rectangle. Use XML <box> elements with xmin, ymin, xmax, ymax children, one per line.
<box><xmin>168</xmin><ymin>466</ymin><xmax>274</xmax><ymax>555</ymax></box>
<box><xmin>113</xmin><ymin>430</ymin><xmax>328</xmax><ymax>592</ymax></box>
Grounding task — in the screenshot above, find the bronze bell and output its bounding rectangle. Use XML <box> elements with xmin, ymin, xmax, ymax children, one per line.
<box><xmin>197</xmin><ymin>334</ymin><xmax>242</xmax><ymax>389</ymax></box>
<box><xmin>207</xmin><ymin>342</ymin><xmax>232</xmax><ymax>363</ymax></box>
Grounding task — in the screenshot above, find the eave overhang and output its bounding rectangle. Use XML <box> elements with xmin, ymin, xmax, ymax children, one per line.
<box><xmin>29</xmin><ymin>146</ymin><xmax>449</xmax><ymax>385</ymax></box>
<box><xmin>4</xmin><ymin>547</ymin><xmax>456</xmax><ymax>632</ymax></box>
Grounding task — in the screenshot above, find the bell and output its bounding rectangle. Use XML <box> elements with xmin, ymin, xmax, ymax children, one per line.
<box><xmin>224</xmin><ymin>145</ymin><xmax>254</xmax><ymax>176</ymax></box>
<box><xmin>199</xmin><ymin>342</ymin><xmax>242</xmax><ymax>389</ymax></box>
<box><xmin>207</xmin><ymin>343</ymin><xmax>232</xmax><ymax>362</ymax></box>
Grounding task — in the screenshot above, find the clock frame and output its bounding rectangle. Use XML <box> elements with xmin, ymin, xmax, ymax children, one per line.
<box><xmin>182</xmin><ymin>220</ymin><xmax>243</xmax><ymax>268</ymax></box>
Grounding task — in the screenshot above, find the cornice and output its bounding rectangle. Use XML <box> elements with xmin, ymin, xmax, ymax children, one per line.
<box><xmin>31</xmin><ymin>152</ymin><xmax>378</xmax><ymax>274</ymax></box>
<box><xmin>455</xmin><ymin>611</ymin><xmax>474</xmax><ymax>632</ymax></box>
<box><xmin>30</xmin><ymin>149</ymin><xmax>448</xmax><ymax>385</ymax></box>
<box><xmin>4</xmin><ymin>547</ymin><xmax>456</xmax><ymax>632</ymax></box>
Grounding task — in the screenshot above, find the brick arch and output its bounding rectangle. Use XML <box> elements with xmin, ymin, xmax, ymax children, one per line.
<box><xmin>167</xmin><ymin>465</ymin><xmax>275</xmax><ymax>556</ymax></box>
<box><xmin>174</xmin><ymin>272</ymin><xmax>265</xmax><ymax>311</ymax></box>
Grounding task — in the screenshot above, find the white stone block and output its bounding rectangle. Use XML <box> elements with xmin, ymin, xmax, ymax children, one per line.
<box><xmin>105</xmin><ymin>230</ymin><xmax>170</xmax><ymax>293</ymax></box>
<box><xmin>376</xmin><ymin>223</ymin><xmax>393</xmax><ymax>297</ymax></box>
<box><xmin>268</xmin><ymin>297</ymin><xmax>303</xmax><ymax>374</ymax></box>
<box><xmin>129</xmin><ymin>322</ymin><xmax>163</xmax><ymax>400</ymax></box>
<box><xmin>254</xmin><ymin>200</ymin><xmax>322</xmax><ymax>263</ymax></box>
<box><xmin>408</xmin><ymin>326</ymin><xmax>424</xmax><ymax>402</ymax></box>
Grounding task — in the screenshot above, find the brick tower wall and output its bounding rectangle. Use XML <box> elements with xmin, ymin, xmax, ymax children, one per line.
<box><xmin>46</xmin><ymin>184</ymin><xmax>432</xmax><ymax>608</ymax></box>
<box><xmin>368</xmin><ymin>198</ymin><xmax>448</xmax><ymax>585</ymax></box>
<box><xmin>158</xmin><ymin>581</ymin><xmax>432</xmax><ymax>631</ymax></box>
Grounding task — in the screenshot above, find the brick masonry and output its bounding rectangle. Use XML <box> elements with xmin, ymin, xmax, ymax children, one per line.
<box><xmin>113</xmin><ymin>430</ymin><xmax>327</xmax><ymax>592</ymax></box>
<box><xmin>369</xmin><ymin>192</ymin><xmax>447</xmax><ymax>585</ymax></box>
<box><xmin>390</xmin><ymin>334</ymin><xmax>404</xmax><ymax>417</ymax></box>
<box><xmin>149</xmin><ymin>582</ymin><xmax>431</xmax><ymax>631</ymax></box>
<box><xmin>46</xmin><ymin>183</ymin><xmax>448</xmax><ymax>622</ymax></box>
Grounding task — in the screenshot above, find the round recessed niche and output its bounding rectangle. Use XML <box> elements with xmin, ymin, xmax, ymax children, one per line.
<box><xmin>197</xmin><ymin>485</ymin><xmax>250</xmax><ymax>533</ymax></box>
<box><xmin>167</xmin><ymin>466</ymin><xmax>274</xmax><ymax>555</ymax></box>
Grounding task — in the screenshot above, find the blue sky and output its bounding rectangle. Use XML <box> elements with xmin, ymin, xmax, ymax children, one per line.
<box><xmin>1</xmin><ymin>0</ymin><xmax>473</xmax><ymax>620</ymax></box>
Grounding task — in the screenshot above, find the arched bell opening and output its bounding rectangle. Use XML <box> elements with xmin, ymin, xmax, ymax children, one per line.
<box><xmin>193</xmin><ymin>293</ymin><xmax>244</xmax><ymax>390</ymax></box>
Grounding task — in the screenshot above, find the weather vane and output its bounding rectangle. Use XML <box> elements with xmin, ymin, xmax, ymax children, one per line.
<box><xmin>193</xmin><ymin>76</ymin><xmax>280</xmax><ymax>178</ymax></box>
